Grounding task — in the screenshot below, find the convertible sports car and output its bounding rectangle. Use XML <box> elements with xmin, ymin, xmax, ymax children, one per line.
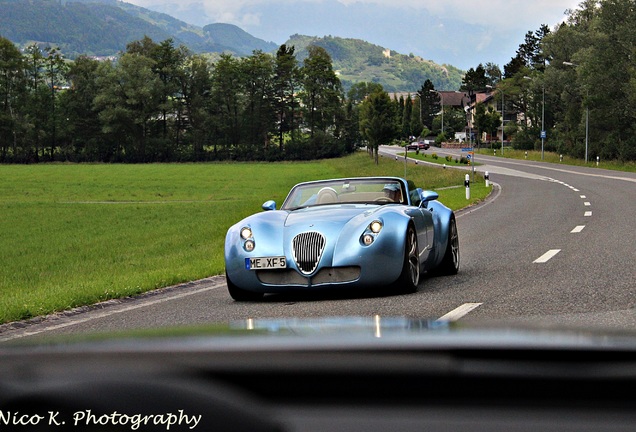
<box><xmin>224</xmin><ymin>176</ymin><xmax>459</xmax><ymax>300</ymax></box>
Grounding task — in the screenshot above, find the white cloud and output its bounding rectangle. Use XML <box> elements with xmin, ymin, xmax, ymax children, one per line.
<box><xmin>340</xmin><ymin>0</ymin><xmax>577</xmax><ymax>31</ymax></box>
<box><xmin>128</xmin><ymin>0</ymin><xmax>579</xmax><ymax>28</ymax></box>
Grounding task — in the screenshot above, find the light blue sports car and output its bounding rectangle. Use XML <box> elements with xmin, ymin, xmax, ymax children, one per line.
<box><xmin>224</xmin><ymin>176</ymin><xmax>459</xmax><ymax>300</ymax></box>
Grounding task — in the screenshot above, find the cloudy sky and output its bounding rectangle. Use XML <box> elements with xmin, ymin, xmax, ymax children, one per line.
<box><xmin>126</xmin><ymin>0</ymin><xmax>582</xmax><ymax>70</ymax></box>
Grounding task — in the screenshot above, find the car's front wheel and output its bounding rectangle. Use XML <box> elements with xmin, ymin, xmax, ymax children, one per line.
<box><xmin>395</xmin><ymin>225</ymin><xmax>420</xmax><ymax>293</ymax></box>
<box><xmin>226</xmin><ymin>272</ymin><xmax>264</xmax><ymax>301</ymax></box>
<box><xmin>437</xmin><ymin>216</ymin><xmax>460</xmax><ymax>275</ymax></box>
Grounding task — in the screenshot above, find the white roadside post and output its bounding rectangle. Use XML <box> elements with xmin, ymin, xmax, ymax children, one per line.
<box><xmin>485</xmin><ymin>171</ymin><xmax>490</xmax><ymax>187</ymax></box>
<box><xmin>465</xmin><ymin>174</ymin><xmax>470</xmax><ymax>200</ymax></box>
<box><xmin>597</xmin><ymin>156</ymin><xmax>600</xmax><ymax>167</ymax></box>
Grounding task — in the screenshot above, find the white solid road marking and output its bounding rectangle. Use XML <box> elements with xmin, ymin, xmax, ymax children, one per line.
<box><xmin>437</xmin><ymin>303</ymin><xmax>482</xmax><ymax>322</ymax></box>
<box><xmin>0</xmin><ymin>282</ymin><xmax>222</xmax><ymax>342</ymax></box>
<box><xmin>571</xmin><ymin>225</ymin><xmax>586</xmax><ymax>233</ymax></box>
<box><xmin>534</xmin><ymin>249</ymin><xmax>561</xmax><ymax>263</ymax></box>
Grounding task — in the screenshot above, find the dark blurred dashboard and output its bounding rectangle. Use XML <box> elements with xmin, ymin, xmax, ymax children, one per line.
<box><xmin>2</xmin><ymin>322</ymin><xmax>636</xmax><ymax>432</ymax></box>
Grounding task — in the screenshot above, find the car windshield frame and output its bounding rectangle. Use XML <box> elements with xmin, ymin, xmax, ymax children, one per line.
<box><xmin>281</xmin><ymin>178</ymin><xmax>409</xmax><ymax>210</ymax></box>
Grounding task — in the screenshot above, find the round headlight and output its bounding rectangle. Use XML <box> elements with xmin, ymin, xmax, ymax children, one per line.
<box><xmin>363</xmin><ymin>234</ymin><xmax>375</xmax><ymax>246</ymax></box>
<box><xmin>370</xmin><ymin>220</ymin><xmax>383</xmax><ymax>234</ymax></box>
<box><xmin>240</xmin><ymin>227</ymin><xmax>253</xmax><ymax>240</ymax></box>
<box><xmin>244</xmin><ymin>240</ymin><xmax>255</xmax><ymax>252</ymax></box>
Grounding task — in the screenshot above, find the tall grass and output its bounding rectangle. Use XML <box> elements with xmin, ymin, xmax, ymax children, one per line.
<box><xmin>0</xmin><ymin>153</ymin><xmax>489</xmax><ymax>324</ymax></box>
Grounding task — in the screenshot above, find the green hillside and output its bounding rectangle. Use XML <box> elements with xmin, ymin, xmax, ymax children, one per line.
<box><xmin>0</xmin><ymin>0</ymin><xmax>276</xmax><ymax>57</ymax></box>
<box><xmin>287</xmin><ymin>34</ymin><xmax>464</xmax><ymax>92</ymax></box>
<box><xmin>0</xmin><ymin>0</ymin><xmax>463</xmax><ymax>92</ymax></box>
<box><xmin>0</xmin><ymin>0</ymin><xmax>174</xmax><ymax>57</ymax></box>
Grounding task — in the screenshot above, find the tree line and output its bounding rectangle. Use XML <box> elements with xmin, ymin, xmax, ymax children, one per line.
<box><xmin>0</xmin><ymin>38</ymin><xmax>334</xmax><ymax>162</ymax></box>
<box><xmin>0</xmin><ymin>32</ymin><xmax>457</xmax><ymax>164</ymax></box>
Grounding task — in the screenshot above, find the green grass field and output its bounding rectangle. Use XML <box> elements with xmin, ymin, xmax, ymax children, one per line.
<box><xmin>475</xmin><ymin>147</ymin><xmax>636</xmax><ymax>172</ymax></box>
<box><xmin>0</xmin><ymin>152</ymin><xmax>491</xmax><ymax>324</ymax></box>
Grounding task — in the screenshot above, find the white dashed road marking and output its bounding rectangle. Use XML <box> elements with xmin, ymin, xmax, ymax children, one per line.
<box><xmin>571</xmin><ymin>225</ymin><xmax>586</xmax><ymax>233</ymax></box>
<box><xmin>534</xmin><ymin>249</ymin><xmax>561</xmax><ymax>263</ymax></box>
<box><xmin>437</xmin><ymin>303</ymin><xmax>483</xmax><ymax>322</ymax></box>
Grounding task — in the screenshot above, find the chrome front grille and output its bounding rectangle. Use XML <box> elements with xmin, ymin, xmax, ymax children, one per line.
<box><xmin>292</xmin><ymin>231</ymin><xmax>326</xmax><ymax>275</ymax></box>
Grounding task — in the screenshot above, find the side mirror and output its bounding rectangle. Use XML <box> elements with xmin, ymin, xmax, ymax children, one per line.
<box><xmin>419</xmin><ymin>190</ymin><xmax>439</xmax><ymax>207</ymax></box>
<box><xmin>262</xmin><ymin>200</ymin><xmax>276</xmax><ymax>211</ymax></box>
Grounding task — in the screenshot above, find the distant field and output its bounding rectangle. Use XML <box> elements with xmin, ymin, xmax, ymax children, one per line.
<box><xmin>0</xmin><ymin>152</ymin><xmax>490</xmax><ymax>324</ymax></box>
<box><xmin>475</xmin><ymin>148</ymin><xmax>636</xmax><ymax>173</ymax></box>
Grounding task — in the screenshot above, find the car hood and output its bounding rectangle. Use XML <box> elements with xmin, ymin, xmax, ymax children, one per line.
<box><xmin>284</xmin><ymin>205</ymin><xmax>379</xmax><ymax>229</ymax></box>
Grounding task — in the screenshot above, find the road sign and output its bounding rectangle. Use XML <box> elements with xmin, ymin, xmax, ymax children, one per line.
<box><xmin>461</xmin><ymin>147</ymin><xmax>473</xmax><ymax>152</ymax></box>
<box><xmin>540</xmin><ymin>130</ymin><xmax>546</xmax><ymax>139</ymax></box>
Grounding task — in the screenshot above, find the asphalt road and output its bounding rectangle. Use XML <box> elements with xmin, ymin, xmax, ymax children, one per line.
<box><xmin>2</xmin><ymin>147</ymin><xmax>635</xmax><ymax>342</ymax></box>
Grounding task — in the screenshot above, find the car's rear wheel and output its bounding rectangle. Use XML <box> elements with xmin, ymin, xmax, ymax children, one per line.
<box><xmin>395</xmin><ymin>225</ymin><xmax>420</xmax><ymax>293</ymax></box>
<box><xmin>438</xmin><ymin>216</ymin><xmax>460</xmax><ymax>275</ymax></box>
<box><xmin>226</xmin><ymin>272</ymin><xmax>264</xmax><ymax>301</ymax></box>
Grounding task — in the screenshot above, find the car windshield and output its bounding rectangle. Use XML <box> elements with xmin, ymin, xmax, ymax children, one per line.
<box><xmin>282</xmin><ymin>178</ymin><xmax>405</xmax><ymax>209</ymax></box>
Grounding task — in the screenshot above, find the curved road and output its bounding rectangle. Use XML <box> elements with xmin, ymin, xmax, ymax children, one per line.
<box><xmin>2</xmin><ymin>148</ymin><xmax>635</xmax><ymax>342</ymax></box>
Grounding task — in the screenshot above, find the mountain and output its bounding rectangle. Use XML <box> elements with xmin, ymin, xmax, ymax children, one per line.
<box><xmin>0</xmin><ymin>0</ymin><xmax>462</xmax><ymax>91</ymax></box>
<box><xmin>201</xmin><ymin>23</ymin><xmax>278</xmax><ymax>56</ymax></box>
<box><xmin>286</xmin><ymin>35</ymin><xmax>463</xmax><ymax>93</ymax></box>
<box><xmin>0</xmin><ymin>0</ymin><xmax>276</xmax><ymax>57</ymax></box>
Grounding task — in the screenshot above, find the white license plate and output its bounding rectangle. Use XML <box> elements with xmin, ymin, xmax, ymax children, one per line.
<box><xmin>245</xmin><ymin>256</ymin><xmax>287</xmax><ymax>270</ymax></box>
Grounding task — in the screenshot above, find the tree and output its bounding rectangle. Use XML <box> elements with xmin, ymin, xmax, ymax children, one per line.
<box><xmin>274</xmin><ymin>44</ymin><xmax>300</xmax><ymax>151</ymax></box>
<box><xmin>94</xmin><ymin>53</ymin><xmax>162</xmax><ymax>162</ymax></box>
<box><xmin>401</xmin><ymin>94</ymin><xmax>412</xmax><ymax>138</ymax></box>
<box><xmin>179</xmin><ymin>54</ymin><xmax>212</xmax><ymax>160</ymax></box>
<box><xmin>474</xmin><ymin>103</ymin><xmax>500</xmax><ymax>145</ymax></box>
<box><xmin>300</xmin><ymin>46</ymin><xmax>343</xmax><ymax>138</ymax></box>
<box><xmin>148</xmin><ymin>39</ymin><xmax>189</xmax><ymax>158</ymax></box>
<box><xmin>43</xmin><ymin>46</ymin><xmax>68</xmax><ymax>160</ymax></box>
<box><xmin>23</xmin><ymin>43</ymin><xmax>47</xmax><ymax>161</ymax></box>
<box><xmin>416</xmin><ymin>79</ymin><xmax>438</xmax><ymax>130</ymax></box>
<box><xmin>0</xmin><ymin>37</ymin><xmax>26</xmax><ymax>162</ymax></box>
<box><xmin>241</xmin><ymin>50</ymin><xmax>276</xmax><ymax>157</ymax></box>
<box><xmin>461</xmin><ymin>64</ymin><xmax>489</xmax><ymax>95</ymax></box>
<box><xmin>61</xmin><ymin>56</ymin><xmax>105</xmax><ymax>160</ymax></box>
<box><xmin>359</xmin><ymin>88</ymin><xmax>396</xmax><ymax>164</ymax></box>
<box><xmin>210</xmin><ymin>54</ymin><xmax>244</xmax><ymax>151</ymax></box>
<box><xmin>346</xmin><ymin>81</ymin><xmax>383</xmax><ymax>104</ymax></box>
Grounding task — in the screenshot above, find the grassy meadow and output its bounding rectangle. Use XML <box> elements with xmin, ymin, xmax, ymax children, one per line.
<box><xmin>0</xmin><ymin>152</ymin><xmax>490</xmax><ymax>324</ymax></box>
<box><xmin>475</xmin><ymin>147</ymin><xmax>636</xmax><ymax>172</ymax></box>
